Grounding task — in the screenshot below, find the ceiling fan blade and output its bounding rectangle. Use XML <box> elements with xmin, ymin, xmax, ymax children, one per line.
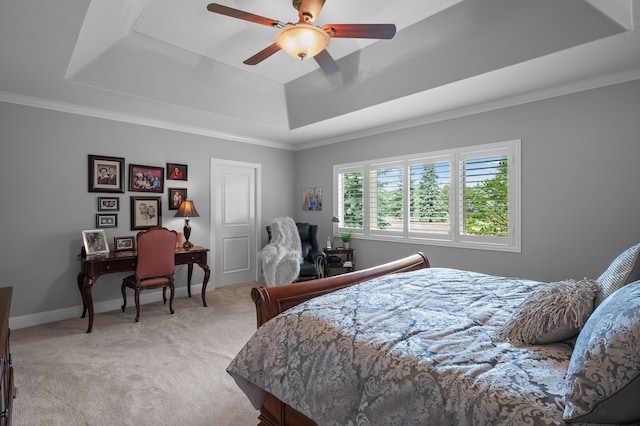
<box><xmin>207</xmin><ymin>3</ymin><xmax>280</xmax><ymax>28</ymax></box>
<box><xmin>243</xmin><ymin>43</ymin><xmax>282</xmax><ymax>66</ymax></box>
<box><xmin>323</xmin><ymin>23</ymin><xmax>396</xmax><ymax>39</ymax></box>
<box><xmin>314</xmin><ymin>49</ymin><xmax>339</xmax><ymax>74</ymax></box>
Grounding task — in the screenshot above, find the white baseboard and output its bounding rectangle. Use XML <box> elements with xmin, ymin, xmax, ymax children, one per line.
<box><xmin>9</xmin><ymin>284</ymin><xmax>203</xmax><ymax>330</ymax></box>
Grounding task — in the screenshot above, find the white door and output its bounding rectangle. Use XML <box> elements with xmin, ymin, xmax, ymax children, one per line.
<box><xmin>210</xmin><ymin>159</ymin><xmax>261</xmax><ymax>286</ymax></box>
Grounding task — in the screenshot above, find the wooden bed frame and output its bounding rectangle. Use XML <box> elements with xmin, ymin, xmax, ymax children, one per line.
<box><xmin>249</xmin><ymin>252</ymin><xmax>431</xmax><ymax>426</ymax></box>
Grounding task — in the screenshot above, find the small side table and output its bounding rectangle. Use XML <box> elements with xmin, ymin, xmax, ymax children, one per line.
<box><xmin>323</xmin><ymin>248</ymin><xmax>354</xmax><ymax>277</ymax></box>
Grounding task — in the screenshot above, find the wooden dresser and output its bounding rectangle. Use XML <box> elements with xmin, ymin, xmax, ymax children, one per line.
<box><xmin>0</xmin><ymin>288</ymin><xmax>13</xmax><ymax>426</ymax></box>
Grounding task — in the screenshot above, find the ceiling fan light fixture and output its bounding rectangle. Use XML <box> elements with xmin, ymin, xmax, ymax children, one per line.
<box><xmin>275</xmin><ymin>23</ymin><xmax>329</xmax><ymax>59</ymax></box>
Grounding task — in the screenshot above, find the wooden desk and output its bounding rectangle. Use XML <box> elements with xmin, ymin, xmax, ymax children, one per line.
<box><xmin>77</xmin><ymin>246</ymin><xmax>210</xmax><ymax>333</ymax></box>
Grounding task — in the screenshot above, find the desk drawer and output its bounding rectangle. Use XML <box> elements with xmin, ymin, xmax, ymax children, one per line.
<box><xmin>90</xmin><ymin>259</ymin><xmax>136</xmax><ymax>275</ymax></box>
<box><xmin>175</xmin><ymin>251</ymin><xmax>206</xmax><ymax>265</ymax></box>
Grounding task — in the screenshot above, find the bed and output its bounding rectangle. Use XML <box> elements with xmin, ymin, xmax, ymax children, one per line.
<box><xmin>228</xmin><ymin>248</ymin><xmax>640</xmax><ymax>426</ymax></box>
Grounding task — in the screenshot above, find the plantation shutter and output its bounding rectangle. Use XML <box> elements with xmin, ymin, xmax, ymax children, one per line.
<box><xmin>369</xmin><ymin>163</ymin><xmax>403</xmax><ymax>233</ymax></box>
<box><xmin>460</xmin><ymin>155</ymin><xmax>509</xmax><ymax>237</ymax></box>
<box><xmin>338</xmin><ymin>168</ymin><xmax>364</xmax><ymax>229</ymax></box>
<box><xmin>409</xmin><ymin>160</ymin><xmax>451</xmax><ymax>235</ymax></box>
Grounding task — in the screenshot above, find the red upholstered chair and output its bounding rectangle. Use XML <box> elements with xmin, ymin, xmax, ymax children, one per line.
<box><xmin>121</xmin><ymin>227</ymin><xmax>178</xmax><ymax>322</ymax></box>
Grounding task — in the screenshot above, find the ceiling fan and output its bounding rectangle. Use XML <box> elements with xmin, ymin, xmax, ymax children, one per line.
<box><xmin>206</xmin><ymin>0</ymin><xmax>396</xmax><ymax>74</ymax></box>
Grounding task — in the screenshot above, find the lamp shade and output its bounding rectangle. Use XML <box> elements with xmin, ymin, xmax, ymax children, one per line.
<box><xmin>275</xmin><ymin>23</ymin><xmax>329</xmax><ymax>59</ymax></box>
<box><xmin>174</xmin><ymin>200</ymin><xmax>200</xmax><ymax>218</ymax></box>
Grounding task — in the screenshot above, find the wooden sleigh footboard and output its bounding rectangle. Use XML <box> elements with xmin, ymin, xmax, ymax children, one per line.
<box><xmin>249</xmin><ymin>252</ymin><xmax>431</xmax><ymax>426</ymax></box>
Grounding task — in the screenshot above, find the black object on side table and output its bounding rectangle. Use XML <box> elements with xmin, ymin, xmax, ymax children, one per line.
<box><xmin>323</xmin><ymin>248</ymin><xmax>354</xmax><ymax>277</ymax></box>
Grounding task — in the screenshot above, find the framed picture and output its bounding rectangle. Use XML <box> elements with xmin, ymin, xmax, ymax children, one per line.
<box><xmin>302</xmin><ymin>187</ymin><xmax>322</xmax><ymax>211</ymax></box>
<box><xmin>167</xmin><ymin>163</ymin><xmax>188</xmax><ymax>181</ymax></box>
<box><xmin>168</xmin><ymin>187</ymin><xmax>187</xmax><ymax>210</ymax></box>
<box><xmin>96</xmin><ymin>213</ymin><xmax>118</xmax><ymax>228</ymax></box>
<box><xmin>97</xmin><ymin>197</ymin><xmax>119</xmax><ymax>211</ymax></box>
<box><xmin>88</xmin><ymin>155</ymin><xmax>125</xmax><ymax>193</ymax></box>
<box><xmin>128</xmin><ymin>164</ymin><xmax>164</xmax><ymax>192</ymax></box>
<box><xmin>114</xmin><ymin>235</ymin><xmax>136</xmax><ymax>252</ymax></box>
<box><xmin>130</xmin><ymin>196</ymin><xmax>162</xmax><ymax>230</ymax></box>
<box><xmin>82</xmin><ymin>229</ymin><xmax>109</xmax><ymax>256</ymax></box>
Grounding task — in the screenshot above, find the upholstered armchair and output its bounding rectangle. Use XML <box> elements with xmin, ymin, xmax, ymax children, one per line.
<box><xmin>265</xmin><ymin>220</ymin><xmax>326</xmax><ymax>283</ymax></box>
<box><xmin>295</xmin><ymin>222</ymin><xmax>325</xmax><ymax>281</ymax></box>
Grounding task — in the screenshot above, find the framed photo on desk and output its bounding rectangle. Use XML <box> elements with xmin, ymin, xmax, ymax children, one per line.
<box><xmin>114</xmin><ymin>236</ymin><xmax>136</xmax><ymax>252</ymax></box>
<box><xmin>82</xmin><ymin>229</ymin><xmax>109</xmax><ymax>256</ymax></box>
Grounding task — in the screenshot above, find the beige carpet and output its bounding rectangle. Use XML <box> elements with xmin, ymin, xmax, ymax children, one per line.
<box><xmin>11</xmin><ymin>282</ymin><xmax>261</xmax><ymax>426</ymax></box>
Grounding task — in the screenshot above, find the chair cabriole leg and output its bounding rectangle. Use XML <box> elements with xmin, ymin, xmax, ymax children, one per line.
<box><xmin>134</xmin><ymin>289</ymin><xmax>141</xmax><ymax>322</ymax></box>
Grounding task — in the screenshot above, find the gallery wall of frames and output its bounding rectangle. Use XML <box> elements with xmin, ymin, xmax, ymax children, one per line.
<box><xmin>83</xmin><ymin>154</ymin><xmax>189</xmax><ymax>256</ymax></box>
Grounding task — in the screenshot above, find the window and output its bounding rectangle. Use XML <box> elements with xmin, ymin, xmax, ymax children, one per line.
<box><xmin>370</xmin><ymin>162</ymin><xmax>403</xmax><ymax>234</ymax></box>
<box><xmin>409</xmin><ymin>159</ymin><xmax>450</xmax><ymax>238</ymax></box>
<box><xmin>334</xmin><ymin>140</ymin><xmax>520</xmax><ymax>252</ymax></box>
<box><xmin>338</xmin><ymin>167</ymin><xmax>364</xmax><ymax>229</ymax></box>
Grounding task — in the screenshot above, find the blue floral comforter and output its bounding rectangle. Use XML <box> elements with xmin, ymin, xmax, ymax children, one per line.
<box><xmin>227</xmin><ymin>268</ymin><xmax>579</xmax><ymax>425</ymax></box>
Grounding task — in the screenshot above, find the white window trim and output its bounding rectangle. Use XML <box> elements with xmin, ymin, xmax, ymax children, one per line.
<box><xmin>333</xmin><ymin>140</ymin><xmax>521</xmax><ymax>252</ymax></box>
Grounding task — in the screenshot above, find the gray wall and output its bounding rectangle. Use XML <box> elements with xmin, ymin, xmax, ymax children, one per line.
<box><xmin>2</xmin><ymin>78</ymin><xmax>639</xmax><ymax>326</ymax></box>
<box><xmin>294</xmin><ymin>79</ymin><xmax>640</xmax><ymax>283</ymax></box>
<box><xmin>0</xmin><ymin>103</ymin><xmax>296</xmax><ymax>320</ymax></box>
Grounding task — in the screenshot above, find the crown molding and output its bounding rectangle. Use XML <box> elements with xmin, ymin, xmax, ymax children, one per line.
<box><xmin>3</xmin><ymin>66</ymin><xmax>640</xmax><ymax>153</ymax></box>
<box><xmin>0</xmin><ymin>91</ymin><xmax>294</xmax><ymax>151</ymax></box>
<box><xmin>294</xmin><ymin>67</ymin><xmax>640</xmax><ymax>151</ymax></box>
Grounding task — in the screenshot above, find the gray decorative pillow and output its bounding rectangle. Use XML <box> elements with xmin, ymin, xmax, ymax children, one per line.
<box><xmin>563</xmin><ymin>280</ymin><xmax>640</xmax><ymax>423</ymax></box>
<box><xmin>496</xmin><ymin>279</ymin><xmax>597</xmax><ymax>345</ymax></box>
<box><xmin>595</xmin><ymin>242</ymin><xmax>640</xmax><ymax>306</ymax></box>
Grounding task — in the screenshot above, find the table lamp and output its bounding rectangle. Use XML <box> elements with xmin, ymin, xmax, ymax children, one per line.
<box><xmin>174</xmin><ymin>200</ymin><xmax>200</xmax><ymax>248</ymax></box>
<box><xmin>331</xmin><ymin>216</ymin><xmax>340</xmax><ymax>248</ymax></box>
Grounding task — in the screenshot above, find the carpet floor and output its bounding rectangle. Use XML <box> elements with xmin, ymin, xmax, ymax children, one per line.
<box><xmin>10</xmin><ymin>282</ymin><xmax>261</xmax><ymax>426</ymax></box>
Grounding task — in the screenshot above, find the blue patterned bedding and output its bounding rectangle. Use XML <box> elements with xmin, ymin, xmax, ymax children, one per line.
<box><xmin>227</xmin><ymin>267</ymin><xmax>587</xmax><ymax>425</ymax></box>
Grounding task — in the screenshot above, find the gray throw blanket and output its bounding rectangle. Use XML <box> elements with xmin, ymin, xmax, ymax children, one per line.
<box><xmin>260</xmin><ymin>217</ymin><xmax>301</xmax><ymax>286</ymax></box>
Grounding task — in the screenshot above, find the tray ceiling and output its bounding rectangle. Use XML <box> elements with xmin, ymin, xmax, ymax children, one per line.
<box><xmin>0</xmin><ymin>0</ymin><xmax>638</xmax><ymax>149</ymax></box>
